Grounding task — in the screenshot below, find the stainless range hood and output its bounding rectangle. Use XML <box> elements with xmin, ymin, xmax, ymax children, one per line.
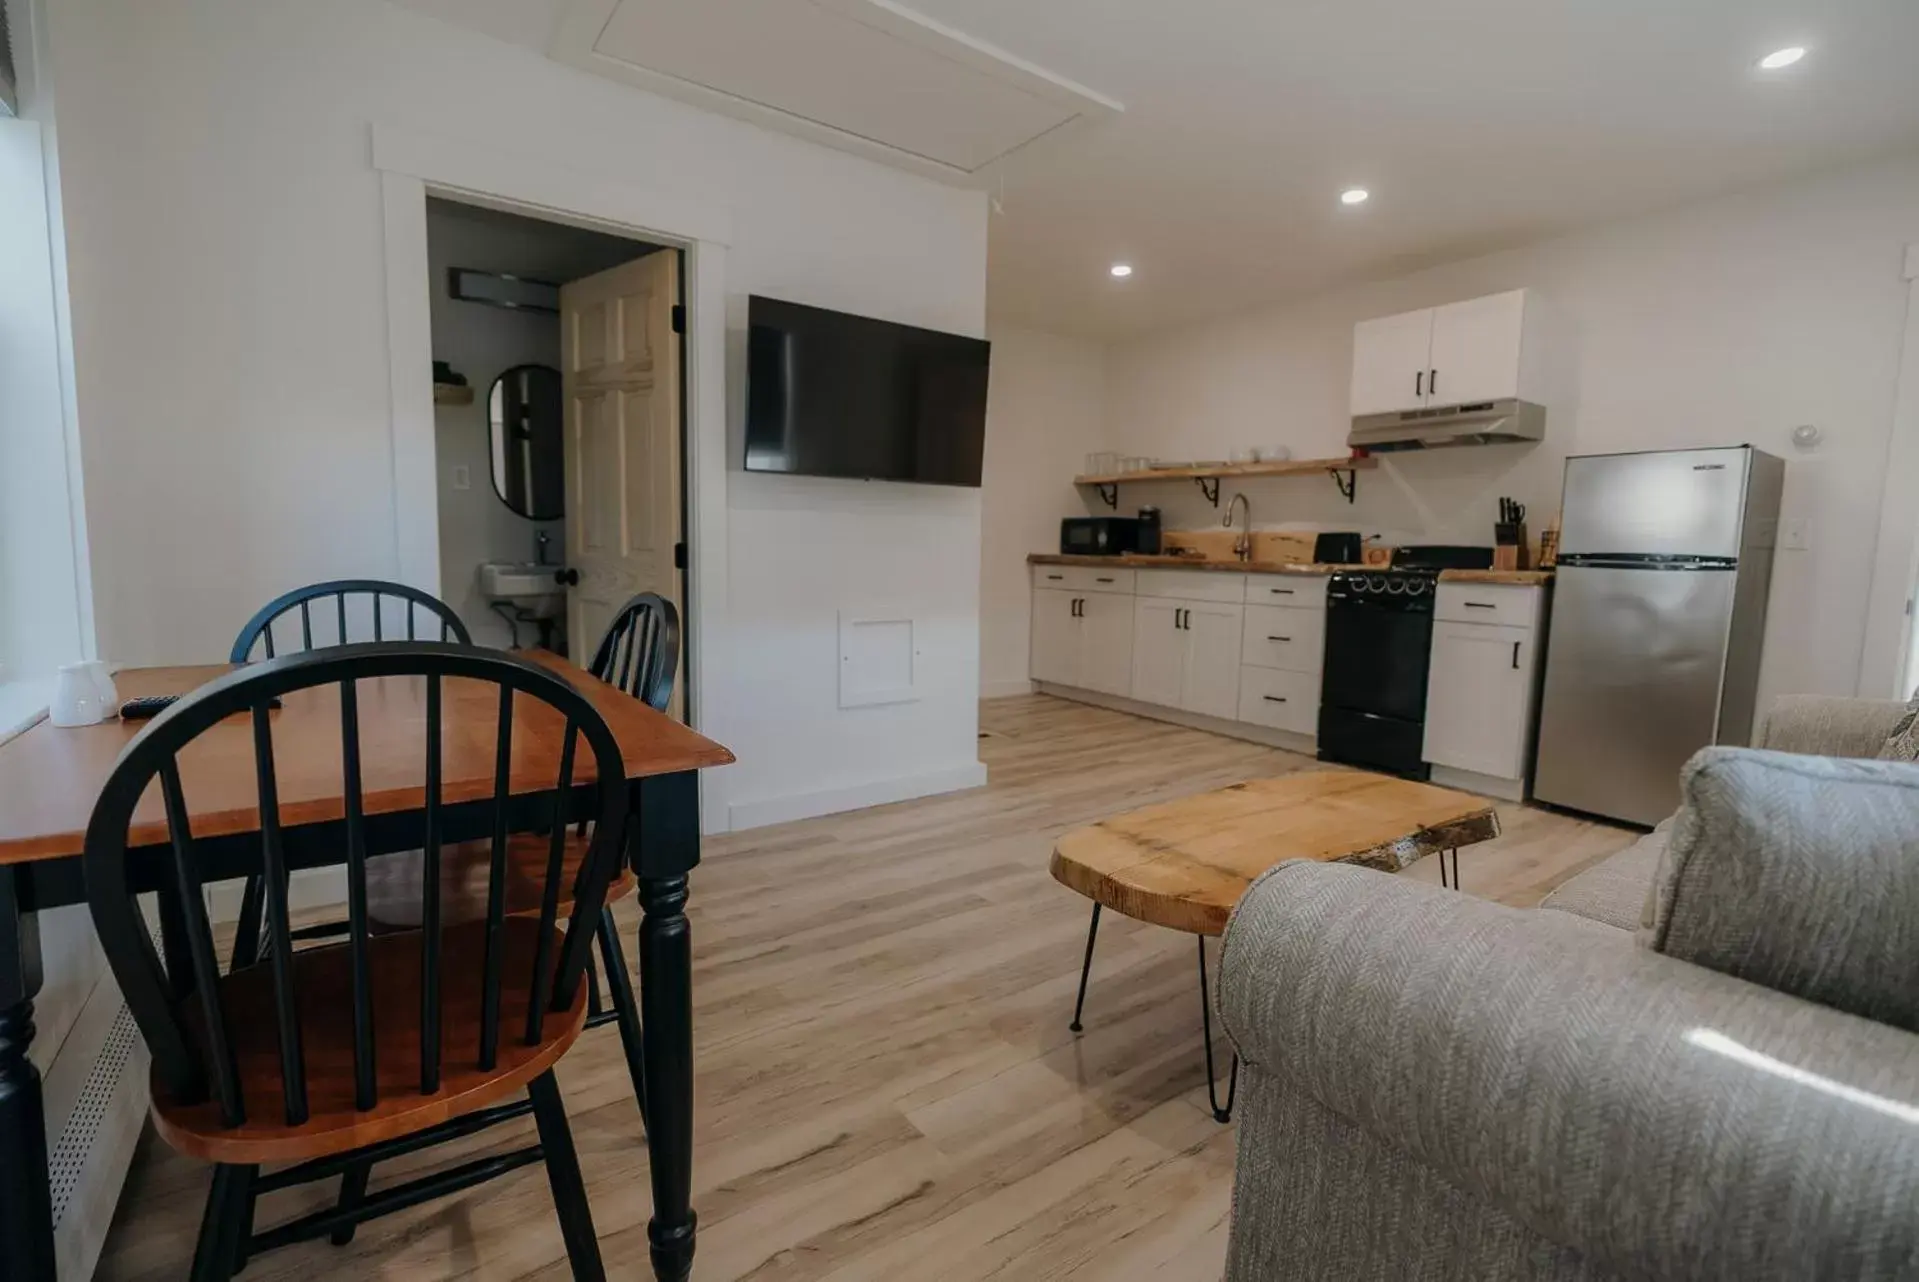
<box><xmin>1348</xmin><ymin>398</ymin><xmax>1546</xmax><ymax>453</ymax></box>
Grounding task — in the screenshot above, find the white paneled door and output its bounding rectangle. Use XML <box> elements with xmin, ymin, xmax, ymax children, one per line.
<box><xmin>1349</xmin><ymin>307</ymin><xmax>1435</xmax><ymax>416</ymax></box>
<box><xmin>1427</xmin><ymin>290</ymin><xmax>1527</xmax><ymax>407</ymax></box>
<box><xmin>1180</xmin><ymin>602</ymin><xmax>1244</xmax><ymax>720</ymax></box>
<box><xmin>561</xmin><ymin>250</ymin><xmax>683</xmax><ymax>716</ymax></box>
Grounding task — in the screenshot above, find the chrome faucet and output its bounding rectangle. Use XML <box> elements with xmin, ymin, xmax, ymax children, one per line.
<box><xmin>534</xmin><ymin>529</ymin><xmax>552</xmax><ymax>567</ymax></box>
<box><xmin>1223</xmin><ymin>492</ymin><xmax>1252</xmax><ymax>561</ymax></box>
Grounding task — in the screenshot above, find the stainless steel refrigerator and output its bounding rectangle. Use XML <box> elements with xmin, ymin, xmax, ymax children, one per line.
<box><xmin>1532</xmin><ymin>446</ymin><xmax>1784</xmax><ymax>826</ymax></box>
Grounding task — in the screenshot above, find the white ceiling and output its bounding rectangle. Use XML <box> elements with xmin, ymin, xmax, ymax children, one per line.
<box><xmin>398</xmin><ymin>0</ymin><xmax>1919</xmax><ymax>338</ymax></box>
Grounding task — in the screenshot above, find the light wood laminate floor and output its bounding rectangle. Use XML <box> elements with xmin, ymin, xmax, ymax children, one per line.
<box><xmin>99</xmin><ymin>695</ymin><xmax>1636</xmax><ymax>1280</ymax></box>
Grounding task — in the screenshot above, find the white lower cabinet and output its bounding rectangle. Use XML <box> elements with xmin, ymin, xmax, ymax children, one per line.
<box><xmin>1031</xmin><ymin>586</ymin><xmax>1134</xmax><ymax>696</ymax></box>
<box><xmin>1182</xmin><ymin>601</ymin><xmax>1245</xmax><ymax>720</ymax></box>
<box><xmin>1131</xmin><ymin>596</ymin><xmax>1243</xmax><ymax>717</ymax></box>
<box><xmin>1077</xmin><ymin>592</ymin><xmax>1135</xmax><ymax>696</ymax></box>
<box><xmin>1237</xmin><ymin>667</ymin><xmax>1319</xmax><ymax>735</ymax></box>
<box><xmin>1422</xmin><ymin>581</ymin><xmax>1547</xmax><ymax>797</ymax></box>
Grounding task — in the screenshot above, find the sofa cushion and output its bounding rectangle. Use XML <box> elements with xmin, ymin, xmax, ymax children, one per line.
<box><xmin>1875</xmin><ymin>694</ymin><xmax>1919</xmax><ymax>762</ymax></box>
<box><xmin>1537</xmin><ymin>818</ymin><xmax>1669</xmax><ymax>931</ymax></box>
<box><xmin>1644</xmin><ymin>746</ymin><xmax>1919</xmax><ymax>1033</ymax></box>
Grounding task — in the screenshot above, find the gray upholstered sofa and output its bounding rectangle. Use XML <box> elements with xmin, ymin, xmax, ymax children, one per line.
<box><xmin>1216</xmin><ymin>696</ymin><xmax>1919</xmax><ymax>1279</ymax></box>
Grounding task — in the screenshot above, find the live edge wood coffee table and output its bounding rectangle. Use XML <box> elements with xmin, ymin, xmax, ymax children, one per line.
<box><xmin>1050</xmin><ymin>771</ymin><xmax>1499</xmax><ymax>1122</ymax></box>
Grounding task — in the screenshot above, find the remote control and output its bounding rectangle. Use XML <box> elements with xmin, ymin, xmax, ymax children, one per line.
<box><xmin>120</xmin><ymin>695</ymin><xmax>179</xmax><ymax>721</ymax></box>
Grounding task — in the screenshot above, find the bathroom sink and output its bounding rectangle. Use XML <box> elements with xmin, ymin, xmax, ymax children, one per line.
<box><xmin>478</xmin><ymin>562</ymin><xmax>565</xmax><ymax>619</ymax></box>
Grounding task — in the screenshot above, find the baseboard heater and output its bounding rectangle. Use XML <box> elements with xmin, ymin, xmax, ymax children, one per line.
<box><xmin>42</xmin><ymin>976</ymin><xmax>149</xmax><ymax>1281</ymax></box>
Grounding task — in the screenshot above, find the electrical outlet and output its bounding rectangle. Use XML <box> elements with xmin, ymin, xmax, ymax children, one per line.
<box><xmin>1780</xmin><ymin>517</ymin><xmax>1811</xmax><ymax>551</ymax></box>
<box><xmin>451</xmin><ymin>464</ymin><xmax>471</xmax><ymax>492</ymax></box>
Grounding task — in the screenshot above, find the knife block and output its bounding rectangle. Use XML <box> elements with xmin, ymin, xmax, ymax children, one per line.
<box><xmin>1494</xmin><ymin>522</ymin><xmax>1529</xmax><ymax>571</ymax></box>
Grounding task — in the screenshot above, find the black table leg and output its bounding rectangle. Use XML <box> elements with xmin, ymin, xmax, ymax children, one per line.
<box><xmin>0</xmin><ymin>865</ymin><xmax>56</xmax><ymax>1281</ymax></box>
<box><xmin>633</xmin><ymin>770</ymin><xmax>700</xmax><ymax>1281</ymax></box>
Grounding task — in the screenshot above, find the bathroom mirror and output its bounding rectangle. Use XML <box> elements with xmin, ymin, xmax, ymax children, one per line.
<box><xmin>487</xmin><ymin>363</ymin><xmax>564</xmax><ymax>521</ymax></box>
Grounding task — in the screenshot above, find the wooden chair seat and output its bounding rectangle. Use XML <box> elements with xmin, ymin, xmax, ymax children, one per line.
<box><xmin>153</xmin><ymin>918</ymin><xmax>585</xmax><ymax>1165</ymax></box>
<box><xmin>364</xmin><ymin>834</ymin><xmax>634</xmax><ymax>931</ymax></box>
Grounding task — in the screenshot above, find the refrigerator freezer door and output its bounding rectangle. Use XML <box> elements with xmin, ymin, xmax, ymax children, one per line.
<box><xmin>1533</xmin><ymin>564</ymin><xmax>1738</xmax><ymax>826</ymax></box>
<box><xmin>1558</xmin><ymin>448</ymin><xmax>1751</xmax><ymax>559</ymax></box>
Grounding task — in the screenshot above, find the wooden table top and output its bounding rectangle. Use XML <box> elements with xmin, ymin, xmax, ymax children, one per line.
<box><xmin>1049</xmin><ymin>771</ymin><xmax>1499</xmax><ymax>936</ymax></box>
<box><xmin>0</xmin><ymin>651</ymin><xmax>734</xmax><ymax>865</ymax></box>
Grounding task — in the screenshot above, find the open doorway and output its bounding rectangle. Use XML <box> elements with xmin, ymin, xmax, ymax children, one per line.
<box><xmin>424</xmin><ymin>197</ymin><xmax>688</xmax><ymax>717</ymax></box>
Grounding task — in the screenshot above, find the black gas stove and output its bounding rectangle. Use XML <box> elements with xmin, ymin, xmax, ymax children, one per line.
<box><xmin>1319</xmin><ymin>545</ymin><xmax>1494</xmax><ymax>778</ymax></box>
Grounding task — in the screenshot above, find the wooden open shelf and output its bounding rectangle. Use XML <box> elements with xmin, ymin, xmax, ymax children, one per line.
<box><xmin>433</xmin><ymin>382</ymin><xmax>475</xmax><ymax>406</ymax></box>
<box><xmin>1074</xmin><ymin>455</ymin><xmax>1376</xmax><ymax>507</ymax></box>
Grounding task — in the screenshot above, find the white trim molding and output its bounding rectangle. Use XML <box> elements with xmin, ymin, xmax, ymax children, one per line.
<box><xmin>369</xmin><ymin>122</ymin><xmax>734</xmax><ymax>832</ymax></box>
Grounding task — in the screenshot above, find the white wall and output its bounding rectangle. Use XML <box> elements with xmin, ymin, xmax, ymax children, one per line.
<box><xmin>1104</xmin><ymin>152</ymin><xmax>1919</xmax><ymax>712</ymax></box>
<box><xmin>423</xmin><ymin>200</ymin><xmax>647</xmax><ymax>649</ymax></box>
<box><xmin>41</xmin><ymin>0</ymin><xmax>988</xmax><ymax>828</ymax></box>
<box><xmin>977</xmin><ymin>325</ymin><xmax>1108</xmax><ymax>697</ymax></box>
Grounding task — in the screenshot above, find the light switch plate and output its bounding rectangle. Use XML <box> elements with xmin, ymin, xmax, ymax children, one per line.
<box><xmin>451</xmin><ymin>464</ymin><xmax>471</xmax><ymax>491</ymax></box>
<box><xmin>1780</xmin><ymin>517</ymin><xmax>1811</xmax><ymax>551</ymax></box>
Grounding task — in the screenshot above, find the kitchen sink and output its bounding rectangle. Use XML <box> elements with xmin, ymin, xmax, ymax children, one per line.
<box><xmin>478</xmin><ymin>561</ymin><xmax>565</xmax><ymax>619</ymax></box>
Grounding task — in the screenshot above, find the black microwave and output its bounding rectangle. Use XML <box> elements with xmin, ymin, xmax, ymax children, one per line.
<box><xmin>1061</xmin><ymin>517</ymin><xmax>1141</xmax><ymax>556</ymax></box>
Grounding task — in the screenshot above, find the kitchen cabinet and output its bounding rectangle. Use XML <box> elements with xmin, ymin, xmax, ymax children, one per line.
<box><xmin>1421</xmin><ymin>582</ymin><xmax>1547</xmax><ymax>799</ymax></box>
<box><xmin>1131</xmin><ymin>596</ymin><xmax>1243</xmax><ymax>717</ymax></box>
<box><xmin>1348</xmin><ymin>288</ymin><xmax>1540</xmax><ymax>417</ymax></box>
<box><xmin>1031</xmin><ymin>586</ymin><xmax>1133</xmax><ymax>696</ymax></box>
<box><xmin>1423</xmin><ymin>623</ymin><xmax>1534</xmax><ymax>780</ymax></box>
<box><xmin>1350</xmin><ymin>308</ymin><xmax>1439</xmax><ymax>417</ymax></box>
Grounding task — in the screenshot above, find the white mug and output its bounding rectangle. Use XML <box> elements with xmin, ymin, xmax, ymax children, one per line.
<box><xmin>51</xmin><ymin>661</ymin><xmax>115</xmax><ymax>727</ymax></box>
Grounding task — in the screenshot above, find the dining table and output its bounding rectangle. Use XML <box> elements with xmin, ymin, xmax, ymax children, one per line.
<box><xmin>0</xmin><ymin>649</ymin><xmax>733</xmax><ymax>1281</ymax></box>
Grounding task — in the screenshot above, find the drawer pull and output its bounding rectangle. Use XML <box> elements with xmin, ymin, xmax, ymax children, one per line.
<box><xmin>1269</xmin><ymin>588</ymin><xmax>1295</xmax><ymax>595</ymax></box>
<box><xmin>1096</xmin><ymin>576</ymin><xmax>1115</xmax><ymax>583</ymax></box>
<box><xmin>1262</xmin><ymin>695</ymin><xmax>1288</xmax><ymax>703</ymax></box>
<box><xmin>1046</xmin><ymin>573</ymin><xmax>1064</xmax><ymax>580</ymax></box>
<box><xmin>1463</xmin><ymin>601</ymin><xmax>1497</xmax><ymax>609</ymax></box>
<box><xmin>1266</xmin><ymin>635</ymin><xmax>1292</xmax><ymax>642</ymax></box>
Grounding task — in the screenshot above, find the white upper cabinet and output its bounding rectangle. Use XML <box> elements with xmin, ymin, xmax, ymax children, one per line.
<box><xmin>1349</xmin><ymin>308</ymin><xmax>1437</xmax><ymax>417</ymax></box>
<box><xmin>1428</xmin><ymin>291</ymin><xmax>1528</xmax><ymax>406</ymax></box>
<box><xmin>1349</xmin><ymin>288</ymin><xmax>1540</xmax><ymax>417</ymax></box>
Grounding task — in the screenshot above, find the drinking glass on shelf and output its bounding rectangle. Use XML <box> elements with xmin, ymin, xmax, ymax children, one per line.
<box><xmin>1085</xmin><ymin>451</ymin><xmax>1119</xmax><ymax>476</ymax></box>
<box><xmin>1229</xmin><ymin>448</ymin><xmax>1257</xmax><ymax>465</ymax></box>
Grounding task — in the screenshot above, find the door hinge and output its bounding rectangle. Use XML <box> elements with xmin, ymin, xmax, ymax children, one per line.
<box><xmin>673</xmin><ymin>541</ymin><xmax>687</xmax><ymax>570</ymax></box>
<box><xmin>670</xmin><ymin>304</ymin><xmax>685</xmax><ymax>334</ymax></box>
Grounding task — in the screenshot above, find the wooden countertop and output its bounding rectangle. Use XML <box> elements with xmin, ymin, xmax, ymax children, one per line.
<box><xmin>1028</xmin><ymin>553</ymin><xmax>1550</xmax><ymax>585</ymax></box>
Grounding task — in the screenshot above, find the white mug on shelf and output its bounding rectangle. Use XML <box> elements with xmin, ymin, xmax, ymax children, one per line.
<box><xmin>50</xmin><ymin>660</ymin><xmax>118</xmax><ymax>727</ymax></box>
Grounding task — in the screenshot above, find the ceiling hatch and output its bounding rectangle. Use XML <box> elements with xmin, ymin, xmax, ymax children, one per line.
<box><xmin>549</xmin><ymin>0</ymin><xmax>1121</xmax><ymax>183</ymax></box>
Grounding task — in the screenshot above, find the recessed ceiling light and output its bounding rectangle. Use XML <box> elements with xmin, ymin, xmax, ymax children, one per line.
<box><xmin>1109</xmin><ymin>263</ymin><xmax>1133</xmax><ymax>278</ymax></box>
<box><xmin>1340</xmin><ymin>188</ymin><xmax>1370</xmax><ymax>206</ymax></box>
<box><xmin>1758</xmin><ymin>46</ymin><xmax>1806</xmax><ymax>70</ymax></box>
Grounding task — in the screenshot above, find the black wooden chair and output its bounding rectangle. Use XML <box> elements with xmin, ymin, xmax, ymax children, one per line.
<box><xmin>368</xmin><ymin>592</ymin><xmax>680</xmax><ymax>1131</ymax></box>
<box><xmin>228</xmin><ymin>580</ymin><xmax>472</xmax><ymax>969</ymax></box>
<box><xmin>82</xmin><ymin>643</ymin><xmax>624</xmax><ymax>1281</ymax></box>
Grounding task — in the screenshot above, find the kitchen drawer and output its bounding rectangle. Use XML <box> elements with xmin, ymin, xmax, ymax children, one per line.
<box><xmin>1241</xmin><ymin>604</ymin><xmax>1326</xmax><ymax>673</ymax></box>
<box><xmin>1237</xmin><ymin>666</ymin><xmax>1319</xmax><ymax>735</ymax></box>
<box><xmin>1245</xmin><ymin>575</ymin><xmax>1329</xmax><ymax>609</ymax></box>
<box><xmin>1134</xmin><ymin>568</ymin><xmax>1246</xmax><ymax>603</ymax></box>
<box><xmin>1031</xmin><ymin>565</ymin><xmax>1136</xmax><ymax>595</ymax></box>
<box><xmin>1435</xmin><ymin>582</ymin><xmax>1539</xmax><ymax>629</ymax></box>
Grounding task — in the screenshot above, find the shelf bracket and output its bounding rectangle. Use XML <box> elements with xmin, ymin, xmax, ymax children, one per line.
<box><xmin>1195</xmin><ymin>476</ymin><xmax>1220</xmax><ymax>506</ymax></box>
<box><xmin>1094</xmin><ymin>482</ymin><xmax>1118</xmax><ymax>509</ymax></box>
<box><xmin>1331</xmin><ymin>468</ymin><xmax>1357</xmax><ymax>504</ymax></box>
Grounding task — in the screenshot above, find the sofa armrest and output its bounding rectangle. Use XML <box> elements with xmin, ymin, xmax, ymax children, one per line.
<box><xmin>1218</xmin><ymin>862</ymin><xmax>1919</xmax><ymax>1279</ymax></box>
<box><xmin>1754</xmin><ymin>694</ymin><xmax>1906</xmax><ymax>757</ymax></box>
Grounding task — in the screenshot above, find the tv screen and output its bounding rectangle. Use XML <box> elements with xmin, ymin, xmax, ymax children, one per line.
<box><xmin>744</xmin><ymin>296</ymin><xmax>990</xmax><ymax>487</ymax></box>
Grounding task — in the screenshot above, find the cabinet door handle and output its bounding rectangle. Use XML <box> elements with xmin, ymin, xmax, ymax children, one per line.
<box><xmin>1463</xmin><ymin>601</ymin><xmax>1496</xmax><ymax>609</ymax></box>
<box><xmin>1262</xmin><ymin>694</ymin><xmax>1288</xmax><ymax>703</ymax></box>
<box><xmin>1415</xmin><ymin>369</ymin><xmax>1423</xmax><ymax>398</ymax></box>
<box><xmin>1430</xmin><ymin>368</ymin><xmax>1438</xmax><ymax>397</ymax></box>
<box><xmin>1512</xmin><ymin>640</ymin><xmax>1521</xmax><ymax>670</ymax></box>
<box><xmin>1267</xmin><ymin>635</ymin><xmax>1291</xmax><ymax>642</ymax></box>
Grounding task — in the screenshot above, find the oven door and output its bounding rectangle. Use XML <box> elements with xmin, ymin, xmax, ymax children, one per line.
<box><xmin>1322</xmin><ymin>598</ymin><xmax>1433</xmax><ymax>722</ymax></box>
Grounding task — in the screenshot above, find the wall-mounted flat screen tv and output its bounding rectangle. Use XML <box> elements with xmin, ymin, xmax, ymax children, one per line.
<box><xmin>744</xmin><ymin>296</ymin><xmax>990</xmax><ymax>487</ymax></box>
